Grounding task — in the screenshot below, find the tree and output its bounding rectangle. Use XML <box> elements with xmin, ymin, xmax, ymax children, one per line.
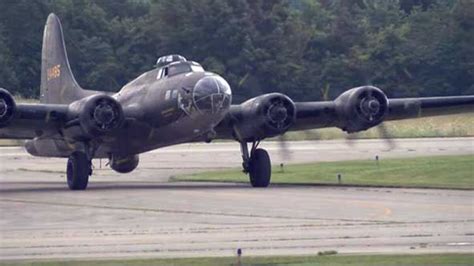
<box><xmin>0</xmin><ymin>0</ymin><xmax>50</xmax><ymax>97</ymax></box>
<box><xmin>0</xmin><ymin>0</ymin><xmax>471</xmax><ymax>99</ymax></box>
<box><xmin>0</xmin><ymin>23</ymin><xmax>19</xmax><ymax>92</ymax></box>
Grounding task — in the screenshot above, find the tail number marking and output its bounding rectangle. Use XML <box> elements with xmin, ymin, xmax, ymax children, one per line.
<box><xmin>47</xmin><ymin>64</ymin><xmax>61</xmax><ymax>80</ymax></box>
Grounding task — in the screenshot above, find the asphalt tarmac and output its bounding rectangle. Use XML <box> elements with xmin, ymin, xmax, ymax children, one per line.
<box><xmin>0</xmin><ymin>138</ymin><xmax>473</xmax><ymax>260</ymax></box>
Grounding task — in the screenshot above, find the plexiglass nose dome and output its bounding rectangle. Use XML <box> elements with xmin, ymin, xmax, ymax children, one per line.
<box><xmin>193</xmin><ymin>75</ymin><xmax>232</xmax><ymax>114</ymax></box>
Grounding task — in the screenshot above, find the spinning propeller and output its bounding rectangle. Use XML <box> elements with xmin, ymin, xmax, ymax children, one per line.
<box><xmin>275</xmin><ymin>86</ymin><xmax>397</xmax><ymax>161</ymax></box>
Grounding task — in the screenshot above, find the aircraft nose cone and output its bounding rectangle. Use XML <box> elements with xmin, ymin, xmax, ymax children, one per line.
<box><xmin>193</xmin><ymin>75</ymin><xmax>232</xmax><ymax>114</ymax></box>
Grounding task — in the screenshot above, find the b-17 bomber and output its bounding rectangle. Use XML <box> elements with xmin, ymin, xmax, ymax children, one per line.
<box><xmin>1</xmin><ymin>14</ymin><xmax>473</xmax><ymax>190</ymax></box>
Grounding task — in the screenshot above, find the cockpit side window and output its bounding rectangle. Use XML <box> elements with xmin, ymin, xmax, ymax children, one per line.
<box><xmin>156</xmin><ymin>67</ymin><xmax>169</xmax><ymax>80</ymax></box>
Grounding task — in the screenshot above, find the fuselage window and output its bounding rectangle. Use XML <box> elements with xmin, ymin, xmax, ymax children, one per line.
<box><xmin>172</xmin><ymin>89</ymin><xmax>178</xmax><ymax>99</ymax></box>
<box><xmin>165</xmin><ymin>90</ymin><xmax>171</xmax><ymax>100</ymax></box>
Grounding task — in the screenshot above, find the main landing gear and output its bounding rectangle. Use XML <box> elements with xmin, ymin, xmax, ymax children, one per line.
<box><xmin>240</xmin><ymin>141</ymin><xmax>271</xmax><ymax>187</ymax></box>
<box><xmin>66</xmin><ymin>150</ymin><xmax>93</xmax><ymax>190</ymax></box>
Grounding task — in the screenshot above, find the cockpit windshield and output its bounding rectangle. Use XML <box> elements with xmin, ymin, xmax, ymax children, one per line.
<box><xmin>190</xmin><ymin>63</ymin><xmax>204</xmax><ymax>72</ymax></box>
<box><xmin>168</xmin><ymin>63</ymin><xmax>191</xmax><ymax>76</ymax></box>
<box><xmin>157</xmin><ymin>61</ymin><xmax>205</xmax><ymax>79</ymax></box>
<box><xmin>155</xmin><ymin>54</ymin><xmax>187</xmax><ymax>68</ymax></box>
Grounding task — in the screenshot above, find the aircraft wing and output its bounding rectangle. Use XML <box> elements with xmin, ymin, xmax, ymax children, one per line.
<box><xmin>0</xmin><ymin>88</ymin><xmax>126</xmax><ymax>142</ymax></box>
<box><xmin>291</xmin><ymin>94</ymin><xmax>474</xmax><ymax>131</ymax></box>
<box><xmin>384</xmin><ymin>96</ymin><xmax>474</xmax><ymax>121</ymax></box>
<box><xmin>0</xmin><ymin>102</ymin><xmax>69</xmax><ymax>139</ymax></box>
<box><xmin>215</xmin><ymin>86</ymin><xmax>474</xmax><ymax>141</ymax></box>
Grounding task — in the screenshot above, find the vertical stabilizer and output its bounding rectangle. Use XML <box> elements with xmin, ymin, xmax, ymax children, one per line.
<box><xmin>40</xmin><ymin>13</ymin><xmax>92</xmax><ymax>104</ymax></box>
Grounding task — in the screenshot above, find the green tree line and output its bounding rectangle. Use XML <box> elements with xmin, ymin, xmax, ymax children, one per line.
<box><xmin>0</xmin><ymin>0</ymin><xmax>472</xmax><ymax>102</ymax></box>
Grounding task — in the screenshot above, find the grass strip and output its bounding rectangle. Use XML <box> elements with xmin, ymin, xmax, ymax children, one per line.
<box><xmin>179</xmin><ymin>155</ymin><xmax>474</xmax><ymax>189</ymax></box>
<box><xmin>2</xmin><ymin>253</ymin><xmax>473</xmax><ymax>266</ymax></box>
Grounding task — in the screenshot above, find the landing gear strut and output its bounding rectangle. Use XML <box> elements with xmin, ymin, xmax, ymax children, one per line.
<box><xmin>240</xmin><ymin>141</ymin><xmax>271</xmax><ymax>187</ymax></box>
<box><xmin>66</xmin><ymin>151</ymin><xmax>92</xmax><ymax>190</ymax></box>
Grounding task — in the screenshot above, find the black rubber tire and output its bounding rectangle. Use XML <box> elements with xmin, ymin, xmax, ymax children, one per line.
<box><xmin>67</xmin><ymin>151</ymin><xmax>90</xmax><ymax>190</ymax></box>
<box><xmin>249</xmin><ymin>148</ymin><xmax>271</xmax><ymax>187</ymax></box>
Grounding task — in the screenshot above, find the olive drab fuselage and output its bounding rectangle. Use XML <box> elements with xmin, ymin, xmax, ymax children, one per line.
<box><xmin>101</xmin><ymin>58</ymin><xmax>232</xmax><ymax>157</ymax></box>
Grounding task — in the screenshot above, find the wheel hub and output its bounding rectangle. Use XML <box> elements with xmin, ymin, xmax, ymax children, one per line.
<box><xmin>0</xmin><ymin>99</ymin><xmax>7</xmax><ymax>118</ymax></box>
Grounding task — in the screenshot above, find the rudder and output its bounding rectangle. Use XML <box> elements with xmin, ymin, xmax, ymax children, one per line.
<box><xmin>40</xmin><ymin>13</ymin><xmax>91</xmax><ymax>104</ymax></box>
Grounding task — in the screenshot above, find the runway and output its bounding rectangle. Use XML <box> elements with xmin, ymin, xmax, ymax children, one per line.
<box><xmin>0</xmin><ymin>138</ymin><xmax>473</xmax><ymax>260</ymax></box>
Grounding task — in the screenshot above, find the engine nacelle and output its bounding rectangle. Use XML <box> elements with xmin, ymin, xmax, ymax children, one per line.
<box><xmin>0</xmin><ymin>88</ymin><xmax>16</xmax><ymax>128</ymax></box>
<box><xmin>232</xmin><ymin>93</ymin><xmax>296</xmax><ymax>141</ymax></box>
<box><xmin>110</xmin><ymin>154</ymin><xmax>139</xmax><ymax>173</ymax></box>
<box><xmin>335</xmin><ymin>86</ymin><xmax>388</xmax><ymax>133</ymax></box>
<box><xmin>68</xmin><ymin>94</ymin><xmax>124</xmax><ymax>137</ymax></box>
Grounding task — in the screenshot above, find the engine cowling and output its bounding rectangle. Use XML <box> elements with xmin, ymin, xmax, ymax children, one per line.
<box><xmin>110</xmin><ymin>154</ymin><xmax>139</xmax><ymax>173</ymax></box>
<box><xmin>233</xmin><ymin>93</ymin><xmax>296</xmax><ymax>141</ymax></box>
<box><xmin>334</xmin><ymin>86</ymin><xmax>388</xmax><ymax>133</ymax></box>
<box><xmin>68</xmin><ymin>94</ymin><xmax>124</xmax><ymax>137</ymax></box>
<box><xmin>0</xmin><ymin>88</ymin><xmax>16</xmax><ymax>128</ymax></box>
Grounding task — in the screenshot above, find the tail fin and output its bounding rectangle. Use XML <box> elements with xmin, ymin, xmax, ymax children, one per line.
<box><xmin>40</xmin><ymin>13</ymin><xmax>91</xmax><ymax>104</ymax></box>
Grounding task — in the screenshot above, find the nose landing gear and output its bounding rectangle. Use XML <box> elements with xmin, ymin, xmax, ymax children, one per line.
<box><xmin>240</xmin><ymin>141</ymin><xmax>271</xmax><ymax>187</ymax></box>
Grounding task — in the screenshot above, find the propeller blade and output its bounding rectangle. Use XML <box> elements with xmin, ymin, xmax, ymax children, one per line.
<box><xmin>345</xmin><ymin>132</ymin><xmax>359</xmax><ymax>147</ymax></box>
<box><xmin>277</xmin><ymin>134</ymin><xmax>291</xmax><ymax>161</ymax></box>
<box><xmin>277</xmin><ymin>130</ymin><xmax>321</xmax><ymax>161</ymax></box>
<box><xmin>377</xmin><ymin>123</ymin><xmax>396</xmax><ymax>150</ymax></box>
